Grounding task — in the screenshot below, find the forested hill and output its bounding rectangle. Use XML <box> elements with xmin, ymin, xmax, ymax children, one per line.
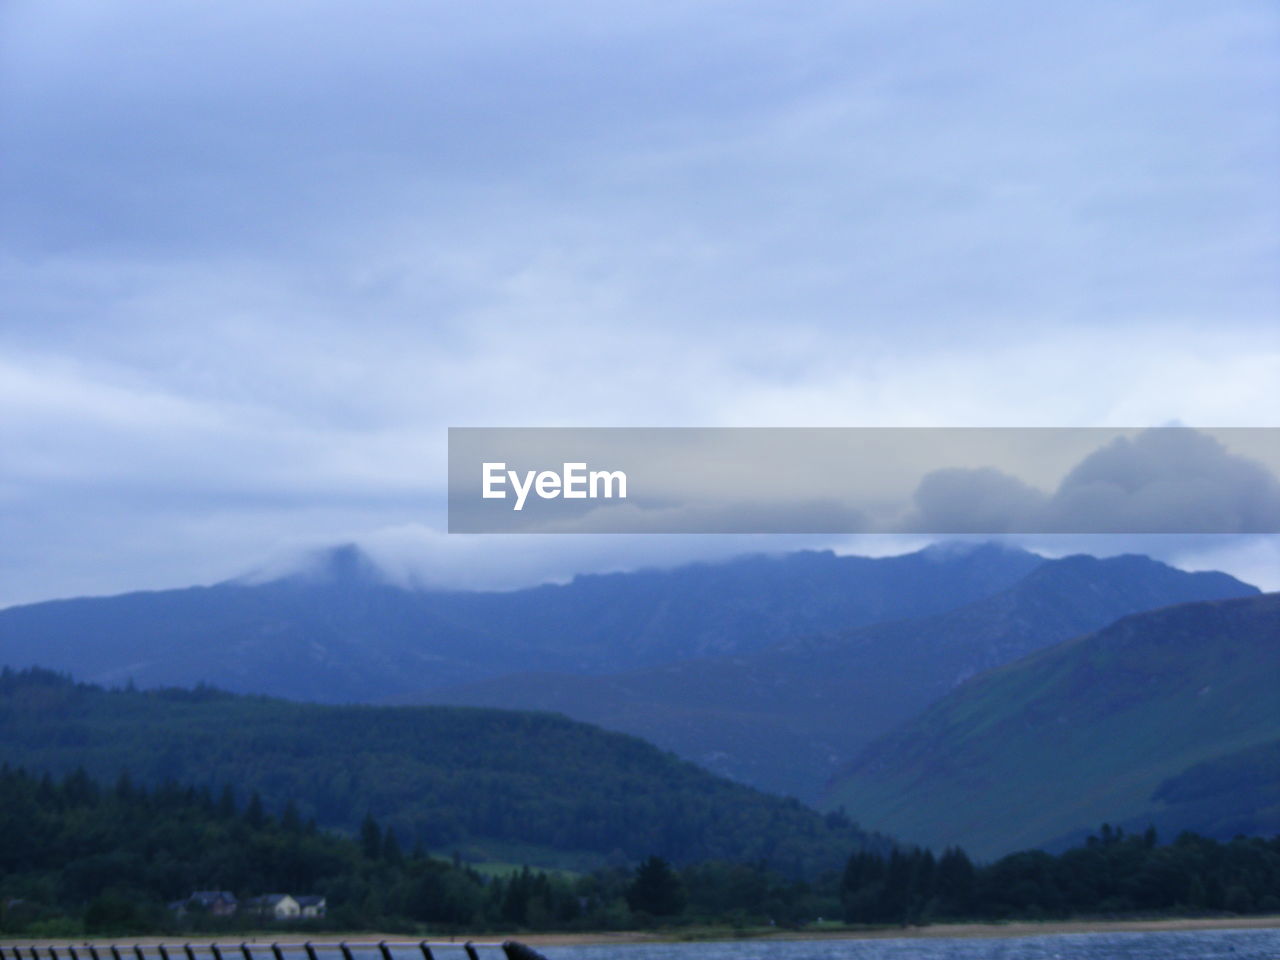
<box><xmin>0</xmin><ymin>669</ymin><xmax>885</xmax><ymax>875</ymax></box>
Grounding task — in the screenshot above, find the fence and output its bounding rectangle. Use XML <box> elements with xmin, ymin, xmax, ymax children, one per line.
<box><xmin>0</xmin><ymin>941</ymin><xmax>547</xmax><ymax>960</ymax></box>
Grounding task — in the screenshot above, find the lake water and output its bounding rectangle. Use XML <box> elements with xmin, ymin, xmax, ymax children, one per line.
<box><xmin>74</xmin><ymin>931</ymin><xmax>1277</xmax><ymax>960</ymax></box>
<box><xmin>532</xmin><ymin>929</ymin><xmax>1280</xmax><ymax>960</ymax></box>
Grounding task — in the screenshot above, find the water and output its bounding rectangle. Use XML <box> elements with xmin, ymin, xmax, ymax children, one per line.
<box><xmin>103</xmin><ymin>930</ymin><xmax>1280</xmax><ymax>960</ymax></box>
<box><xmin>535</xmin><ymin>929</ymin><xmax>1280</xmax><ymax>960</ymax></box>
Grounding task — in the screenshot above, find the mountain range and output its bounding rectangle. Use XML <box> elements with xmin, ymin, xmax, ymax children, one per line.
<box><xmin>0</xmin><ymin>542</ymin><xmax>1044</xmax><ymax>701</ymax></box>
<box><xmin>0</xmin><ymin>540</ymin><xmax>1272</xmax><ymax>864</ymax></box>
<box><xmin>426</xmin><ymin>553</ymin><xmax>1258</xmax><ymax>801</ymax></box>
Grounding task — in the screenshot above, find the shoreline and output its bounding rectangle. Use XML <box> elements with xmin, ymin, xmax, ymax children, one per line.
<box><xmin>7</xmin><ymin>915</ymin><xmax>1280</xmax><ymax>947</ymax></box>
<box><xmin>509</xmin><ymin>916</ymin><xmax>1280</xmax><ymax>944</ymax></box>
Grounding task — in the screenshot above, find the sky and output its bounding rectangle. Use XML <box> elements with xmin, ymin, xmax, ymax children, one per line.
<box><xmin>1</xmin><ymin>0</ymin><xmax>1278</xmax><ymax>606</ymax></box>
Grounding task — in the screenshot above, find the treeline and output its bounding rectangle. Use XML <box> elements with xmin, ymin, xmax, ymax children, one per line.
<box><xmin>841</xmin><ymin>825</ymin><xmax>1280</xmax><ymax>924</ymax></box>
<box><xmin>0</xmin><ymin>765</ymin><xmax>838</xmax><ymax>937</ymax></box>
<box><xmin>0</xmin><ymin>764</ymin><xmax>477</xmax><ymax>936</ymax></box>
<box><xmin>3</xmin><ymin>764</ymin><xmax>1278</xmax><ymax>939</ymax></box>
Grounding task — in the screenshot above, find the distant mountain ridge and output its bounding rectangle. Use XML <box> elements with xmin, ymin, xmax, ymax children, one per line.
<box><xmin>822</xmin><ymin>592</ymin><xmax>1280</xmax><ymax>859</ymax></box>
<box><xmin>0</xmin><ymin>542</ymin><xmax>1045</xmax><ymax>702</ymax></box>
<box><xmin>428</xmin><ymin>553</ymin><xmax>1259</xmax><ymax>801</ymax></box>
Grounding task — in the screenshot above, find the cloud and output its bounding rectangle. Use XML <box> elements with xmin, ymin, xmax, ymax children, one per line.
<box><xmin>909</xmin><ymin>429</ymin><xmax>1280</xmax><ymax>534</ymax></box>
<box><xmin>503</xmin><ymin>499</ymin><xmax>872</xmax><ymax>535</ymax></box>
<box><xmin>912</xmin><ymin>467</ymin><xmax>1049</xmax><ymax>533</ymax></box>
<box><xmin>0</xmin><ymin>1</ymin><xmax>1277</xmax><ymax>602</ymax></box>
<box><xmin>329</xmin><ymin>524</ymin><xmax>875</xmax><ymax>593</ymax></box>
<box><xmin>1046</xmin><ymin>430</ymin><xmax>1280</xmax><ymax>532</ymax></box>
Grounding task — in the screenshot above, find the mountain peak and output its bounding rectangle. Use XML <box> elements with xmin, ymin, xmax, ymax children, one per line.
<box><xmin>283</xmin><ymin>543</ymin><xmax>390</xmax><ymax>586</ymax></box>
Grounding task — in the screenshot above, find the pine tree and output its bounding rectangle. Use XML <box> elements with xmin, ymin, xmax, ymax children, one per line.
<box><xmin>382</xmin><ymin>826</ymin><xmax>403</xmax><ymax>863</ymax></box>
<box><xmin>216</xmin><ymin>784</ymin><xmax>237</xmax><ymax>819</ymax></box>
<box><xmin>244</xmin><ymin>791</ymin><xmax>267</xmax><ymax>829</ymax></box>
<box><xmin>627</xmin><ymin>855</ymin><xmax>685</xmax><ymax>917</ymax></box>
<box><xmin>936</xmin><ymin>847</ymin><xmax>975</xmax><ymax>915</ymax></box>
<box><xmin>361</xmin><ymin>812</ymin><xmax>383</xmax><ymax>860</ymax></box>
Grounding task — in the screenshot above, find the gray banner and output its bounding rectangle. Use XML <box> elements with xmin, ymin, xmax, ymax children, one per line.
<box><xmin>448</xmin><ymin>427</ymin><xmax>1280</xmax><ymax>534</ymax></box>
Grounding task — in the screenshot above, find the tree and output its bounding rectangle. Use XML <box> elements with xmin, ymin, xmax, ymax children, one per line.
<box><xmin>627</xmin><ymin>855</ymin><xmax>685</xmax><ymax>917</ymax></box>
<box><xmin>244</xmin><ymin>791</ymin><xmax>267</xmax><ymax>829</ymax></box>
<box><xmin>382</xmin><ymin>826</ymin><xmax>403</xmax><ymax>864</ymax></box>
<box><xmin>361</xmin><ymin>812</ymin><xmax>383</xmax><ymax>860</ymax></box>
<box><xmin>216</xmin><ymin>784</ymin><xmax>236</xmax><ymax>819</ymax></box>
<box><xmin>936</xmin><ymin>847</ymin><xmax>975</xmax><ymax>915</ymax></box>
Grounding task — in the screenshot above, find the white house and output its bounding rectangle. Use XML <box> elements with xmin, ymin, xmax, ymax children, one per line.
<box><xmin>245</xmin><ymin>894</ymin><xmax>300</xmax><ymax>919</ymax></box>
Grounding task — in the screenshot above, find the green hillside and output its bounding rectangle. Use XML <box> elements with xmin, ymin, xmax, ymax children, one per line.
<box><xmin>1122</xmin><ymin>738</ymin><xmax>1280</xmax><ymax>843</ymax></box>
<box><xmin>0</xmin><ymin>669</ymin><xmax>882</xmax><ymax>875</ymax></box>
<box><xmin>822</xmin><ymin>593</ymin><xmax>1280</xmax><ymax>860</ymax></box>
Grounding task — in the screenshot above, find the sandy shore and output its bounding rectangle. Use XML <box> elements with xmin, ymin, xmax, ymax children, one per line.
<box><xmin>7</xmin><ymin>916</ymin><xmax>1280</xmax><ymax>948</ymax></box>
